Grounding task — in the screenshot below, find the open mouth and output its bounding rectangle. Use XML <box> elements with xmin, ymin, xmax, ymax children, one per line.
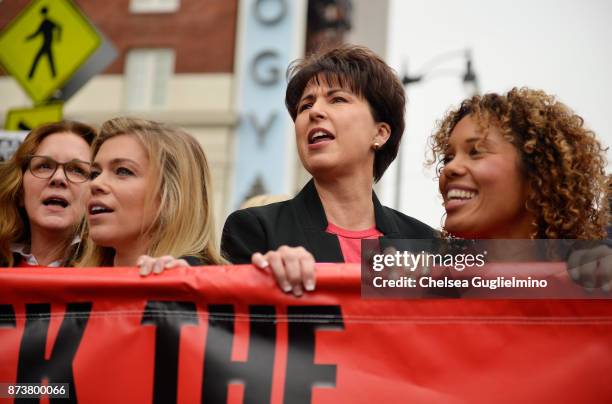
<box><xmin>308</xmin><ymin>129</ymin><xmax>335</xmax><ymax>144</ymax></box>
<box><xmin>42</xmin><ymin>197</ymin><xmax>69</xmax><ymax>208</ymax></box>
<box><xmin>88</xmin><ymin>203</ymin><xmax>114</xmax><ymax>215</ymax></box>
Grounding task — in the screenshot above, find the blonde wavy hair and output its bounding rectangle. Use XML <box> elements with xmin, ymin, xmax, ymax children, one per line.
<box><xmin>429</xmin><ymin>87</ymin><xmax>609</xmax><ymax>239</ymax></box>
<box><xmin>0</xmin><ymin>121</ymin><xmax>97</xmax><ymax>267</ymax></box>
<box><xmin>78</xmin><ymin>117</ymin><xmax>224</xmax><ymax>266</ymax></box>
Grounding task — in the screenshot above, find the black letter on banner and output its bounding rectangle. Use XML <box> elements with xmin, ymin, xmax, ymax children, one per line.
<box><xmin>202</xmin><ymin>305</ymin><xmax>276</xmax><ymax>403</ymax></box>
<box><xmin>285</xmin><ymin>306</ymin><xmax>344</xmax><ymax>404</ymax></box>
<box><xmin>142</xmin><ymin>301</ymin><xmax>198</xmax><ymax>404</ymax></box>
<box><xmin>16</xmin><ymin>302</ymin><xmax>92</xmax><ymax>404</ymax></box>
<box><xmin>0</xmin><ymin>304</ymin><xmax>16</xmax><ymax>327</ymax></box>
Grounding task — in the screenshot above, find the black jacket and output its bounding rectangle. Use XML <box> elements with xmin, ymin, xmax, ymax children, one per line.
<box><xmin>221</xmin><ymin>180</ymin><xmax>436</xmax><ymax>264</ymax></box>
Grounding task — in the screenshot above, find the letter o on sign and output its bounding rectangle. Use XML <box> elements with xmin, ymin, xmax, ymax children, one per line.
<box><xmin>253</xmin><ymin>0</ymin><xmax>287</xmax><ymax>26</ymax></box>
<box><xmin>251</xmin><ymin>50</ymin><xmax>281</xmax><ymax>86</ymax></box>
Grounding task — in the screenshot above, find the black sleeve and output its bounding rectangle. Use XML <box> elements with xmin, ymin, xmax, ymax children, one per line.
<box><xmin>221</xmin><ymin>209</ymin><xmax>269</xmax><ymax>264</ymax></box>
<box><xmin>180</xmin><ymin>256</ymin><xmax>206</xmax><ymax>266</ymax></box>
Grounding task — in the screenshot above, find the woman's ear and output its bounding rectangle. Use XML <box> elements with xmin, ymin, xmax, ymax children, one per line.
<box><xmin>374</xmin><ymin>122</ymin><xmax>391</xmax><ymax>147</ymax></box>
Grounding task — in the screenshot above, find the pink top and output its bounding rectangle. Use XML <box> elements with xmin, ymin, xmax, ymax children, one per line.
<box><xmin>326</xmin><ymin>222</ymin><xmax>383</xmax><ymax>263</ymax></box>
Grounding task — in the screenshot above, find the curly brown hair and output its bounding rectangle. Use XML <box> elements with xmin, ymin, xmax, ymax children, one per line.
<box><xmin>429</xmin><ymin>87</ymin><xmax>609</xmax><ymax>239</ymax></box>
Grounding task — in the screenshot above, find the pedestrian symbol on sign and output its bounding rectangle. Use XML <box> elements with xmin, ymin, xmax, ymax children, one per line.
<box><xmin>26</xmin><ymin>6</ymin><xmax>62</xmax><ymax>80</ymax></box>
<box><xmin>0</xmin><ymin>0</ymin><xmax>102</xmax><ymax>104</ymax></box>
<box><xmin>26</xmin><ymin>7</ymin><xmax>62</xmax><ymax>80</ymax></box>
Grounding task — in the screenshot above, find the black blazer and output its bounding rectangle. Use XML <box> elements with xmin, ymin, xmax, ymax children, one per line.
<box><xmin>221</xmin><ymin>180</ymin><xmax>436</xmax><ymax>264</ymax></box>
<box><xmin>181</xmin><ymin>256</ymin><xmax>208</xmax><ymax>266</ymax></box>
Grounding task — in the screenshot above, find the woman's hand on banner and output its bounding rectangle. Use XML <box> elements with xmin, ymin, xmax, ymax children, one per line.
<box><xmin>137</xmin><ymin>255</ymin><xmax>190</xmax><ymax>276</ymax></box>
<box><xmin>251</xmin><ymin>246</ymin><xmax>316</xmax><ymax>297</ymax></box>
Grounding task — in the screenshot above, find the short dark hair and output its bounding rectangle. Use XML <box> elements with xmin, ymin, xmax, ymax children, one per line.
<box><xmin>285</xmin><ymin>45</ymin><xmax>406</xmax><ymax>182</ymax></box>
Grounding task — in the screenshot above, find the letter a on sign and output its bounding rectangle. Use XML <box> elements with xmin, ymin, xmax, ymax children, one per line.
<box><xmin>0</xmin><ymin>0</ymin><xmax>101</xmax><ymax>104</ymax></box>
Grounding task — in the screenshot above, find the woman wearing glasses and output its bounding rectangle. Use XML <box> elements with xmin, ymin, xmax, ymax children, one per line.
<box><xmin>0</xmin><ymin>121</ymin><xmax>96</xmax><ymax>267</ymax></box>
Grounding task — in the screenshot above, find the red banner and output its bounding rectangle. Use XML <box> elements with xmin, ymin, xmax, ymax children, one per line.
<box><xmin>1</xmin><ymin>265</ymin><xmax>611</xmax><ymax>403</ymax></box>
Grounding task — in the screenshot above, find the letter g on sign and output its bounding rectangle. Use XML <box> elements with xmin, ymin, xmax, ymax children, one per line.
<box><xmin>251</xmin><ymin>50</ymin><xmax>281</xmax><ymax>86</ymax></box>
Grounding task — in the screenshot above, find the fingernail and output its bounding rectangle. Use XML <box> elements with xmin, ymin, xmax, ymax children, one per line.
<box><xmin>281</xmin><ymin>282</ymin><xmax>292</xmax><ymax>293</ymax></box>
<box><xmin>602</xmin><ymin>283</ymin><xmax>610</xmax><ymax>292</ymax></box>
<box><xmin>569</xmin><ymin>269</ymin><xmax>579</xmax><ymax>281</ymax></box>
<box><xmin>259</xmin><ymin>260</ymin><xmax>270</xmax><ymax>268</ymax></box>
<box><xmin>139</xmin><ymin>268</ymin><xmax>147</xmax><ymax>277</ymax></box>
<box><xmin>293</xmin><ymin>285</ymin><xmax>303</xmax><ymax>297</ymax></box>
<box><xmin>165</xmin><ymin>261</ymin><xmax>175</xmax><ymax>268</ymax></box>
<box><xmin>153</xmin><ymin>263</ymin><xmax>163</xmax><ymax>274</ymax></box>
<box><xmin>305</xmin><ymin>280</ymin><xmax>315</xmax><ymax>291</ymax></box>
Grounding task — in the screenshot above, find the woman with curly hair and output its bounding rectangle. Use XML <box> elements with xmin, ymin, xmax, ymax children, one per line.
<box><xmin>0</xmin><ymin>121</ymin><xmax>96</xmax><ymax>267</ymax></box>
<box><xmin>431</xmin><ymin>87</ymin><xmax>609</xmax><ymax>240</ymax></box>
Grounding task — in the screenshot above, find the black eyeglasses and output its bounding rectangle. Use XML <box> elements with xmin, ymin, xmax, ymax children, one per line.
<box><xmin>26</xmin><ymin>155</ymin><xmax>92</xmax><ymax>184</ymax></box>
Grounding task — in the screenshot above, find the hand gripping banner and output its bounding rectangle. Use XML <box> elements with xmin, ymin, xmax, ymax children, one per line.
<box><xmin>0</xmin><ymin>265</ymin><xmax>611</xmax><ymax>403</ymax></box>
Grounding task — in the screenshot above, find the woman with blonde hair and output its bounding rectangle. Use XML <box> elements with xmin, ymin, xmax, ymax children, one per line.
<box><xmin>78</xmin><ymin>117</ymin><xmax>223</xmax><ymax>269</ymax></box>
<box><xmin>431</xmin><ymin>87</ymin><xmax>608</xmax><ymax>240</ymax></box>
<box><xmin>0</xmin><ymin>121</ymin><xmax>96</xmax><ymax>267</ymax></box>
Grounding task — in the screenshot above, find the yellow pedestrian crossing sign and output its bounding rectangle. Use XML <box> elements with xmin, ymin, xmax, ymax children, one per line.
<box><xmin>0</xmin><ymin>0</ymin><xmax>101</xmax><ymax>104</ymax></box>
<box><xmin>4</xmin><ymin>103</ymin><xmax>63</xmax><ymax>131</ymax></box>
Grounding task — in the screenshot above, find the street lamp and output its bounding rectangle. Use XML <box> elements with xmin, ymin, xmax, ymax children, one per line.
<box><xmin>394</xmin><ymin>49</ymin><xmax>480</xmax><ymax>209</ymax></box>
<box><xmin>401</xmin><ymin>49</ymin><xmax>480</xmax><ymax>95</ymax></box>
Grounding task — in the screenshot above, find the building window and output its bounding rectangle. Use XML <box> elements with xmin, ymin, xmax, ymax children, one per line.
<box><xmin>125</xmin><ymin>49</ymin><xmax>175</xmax><ymax>110</ymax></box>
<box><xmin>130</xmin><ymin>0</ymin><xmax>180</xmax><ymax>13</ymax></box>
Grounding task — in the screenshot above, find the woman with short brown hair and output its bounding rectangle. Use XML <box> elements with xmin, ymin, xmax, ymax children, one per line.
<box><xmin>222</xmin><ymin>45</ymin><xmax>435</xmax><ymax>295</ymax></box>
